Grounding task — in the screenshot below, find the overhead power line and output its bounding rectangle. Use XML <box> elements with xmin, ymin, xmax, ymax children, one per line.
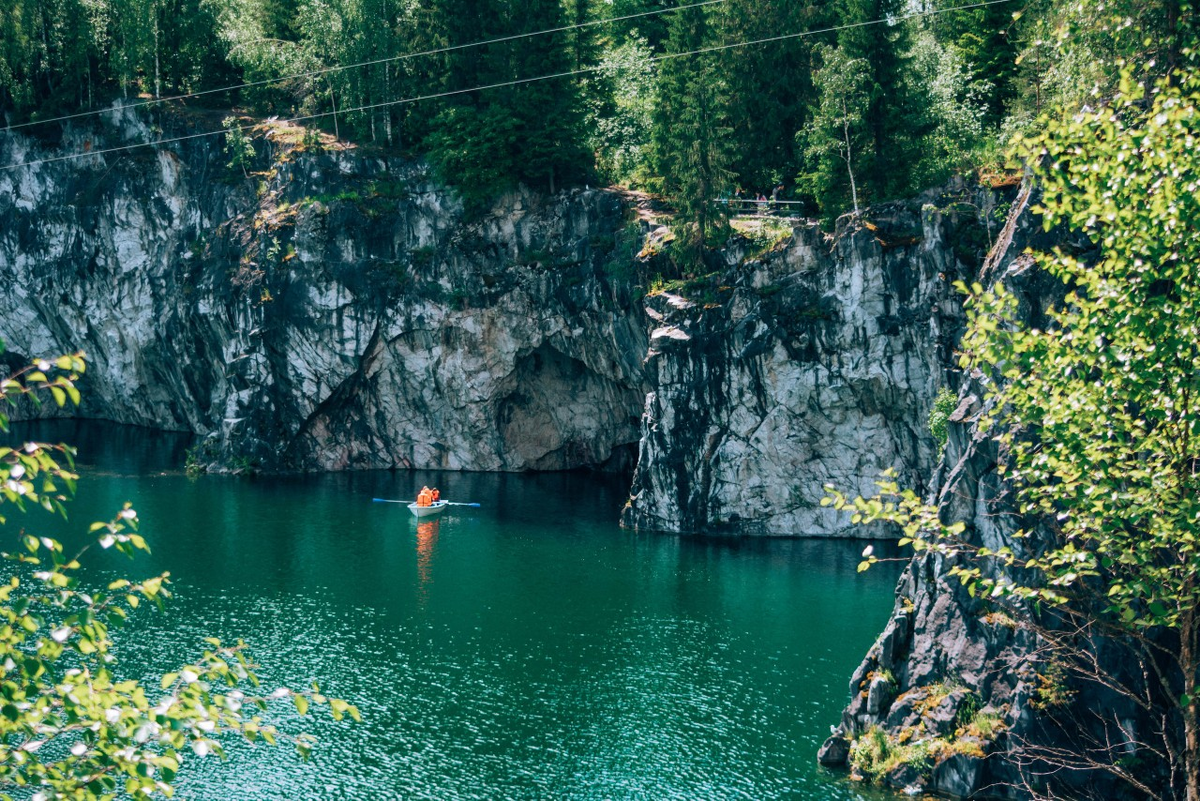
<box><xmin>2</xmin><ymin>0</ymin><xmax>729</xmax><ymax>133</ymax></box>
<box><xmin>0</xmin><ymin>0</ymin><xmax>1021</xmax><ymax>173</ymax></box>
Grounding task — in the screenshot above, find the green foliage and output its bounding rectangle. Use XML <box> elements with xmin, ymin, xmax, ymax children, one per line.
<box><xmin>183</xmin><ymin>440</ymin><xmax>216</xmax><ymax>478</ymax></box>
<box><xmin>425</xmin><ymin>104</ymin><xmax>522</xmax><ymax>210</ymax></box>
<box><xmin>952</xmin><ymin>690</ymin><xmax>982</xmax><ymax>730</ymax></box>
<box><xmin>832</xmin><ymin>0</ymin><xmax>925</xmax><ymax>201</ymax></box>
<box><xmin>0</xmin><ymin>348</ymin><xmax>358</xmax><ymax>797</ymax></box>
<box><xmin>5</xmin><ymin>0</ymin><xmax>1192</xmax><ymax>223</ymax></box>
<box><xmin>925</xmin><ymin>0</ymin><xmax>1020</xmax><ymax>127</ymax></box>
<box><xmin>964</xmin><ymin>709</ymin><xmax>1004</xmax><ymax>740</ymax></box>
<box><xmin>798</xmin><ymin>43</ymin><xmax>872</xmax><ymax>219</ymax></box>
<box><xmin>827</xmin><ymin>62</ymin><xmax>1200</xmax><ymax>796</ymax></box>
<box><xmin>849</xmin><ymin>725</ymin><xmax>939</xmax><ymax>780</ymax></box>
<box><xmin>733</xmin><ymin>216</ymin><xmax>794</xmax><ymax>260</ymax></box>
<box><xmin>222</xmin><ymin>118</ymin><xmax>257</xmax><ymax>177</ymax></box>
<box><xmin>908</xmin><ymin>30</ymin><xmax>994</xmax><ymax>184</ymax></box>
<box><xmin>715</xmin><ymin>0</ymin><xmax>827</xmax><ymax>195</ymax></box>
<box><xmin>967</xmin><ymin>65</ymin><xmax>1200</xmax><ymax>625</ymax></box>
<box><xmin>0</xmin><ymin>0</ymin><xmax>236</xmax><ymax>120</ymax></box>
<box><xmin>1028</xmin><ymin>659</ymin><xmax>1075</xmax><ymax>711</ymax></box>
<box><xmin>928</xmin><ymin>386</ymin><xmax>957</xmax><ymax>456</ymax></box>
<box><xmin>420</xmin><ymin>0</ymin><xmax>592</xmax><ymax>202</ymax></box>
<box><xmin>849</xmin><ymin>699</ymin><xmax>1004</xmax><ymax>783</ymax></box>
<box><xmin>586</xmin><ymin>37</ymin><xmax>658</xmax><ymax>185</ymax></box>
<box><xmin>212</xmin><ymin>0</ymin><xmax>321</xmax><ymax>114</ymax></box>
<box><xmin>649</xmin><ymin>4</ymin><xmax>734</xmax><ymax>265</ymax></box>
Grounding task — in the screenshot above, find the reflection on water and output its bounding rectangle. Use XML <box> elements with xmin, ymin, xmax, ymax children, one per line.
<box><xmin>4</xmin><ymin>419</ymin><xmax>194</xmax><ymax>475</ymax></box>
<box><xmin>416</xmin><ymin>519</ymin><xmax>440</xmax><ymax>602</ymax></box>
<box><xmin>3</xmin><ymin>421</ymin><xmax>904</xmax><ymax>800</ymax></box>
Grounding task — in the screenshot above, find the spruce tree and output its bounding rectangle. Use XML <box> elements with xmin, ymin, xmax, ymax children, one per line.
<box><xmin>830</xmin><ymin>0</ymin><xmax>926</xmax><ymax>202</ymax></box>
<box><xmin>501</xmin><ymin>0</ymin><xmax>591</xmax><ymax>193</ymax></box>
<box><xmin>716</xmin><ymin>0</ymin><xmax>831</xmax><ymax>203</ymax></box>
<box><xmin>605</xmin><ymin>0</ymin><xmax>674</xmax><ymax>51</ymax></box>
<box><xmin>650</xmin><ymin>4</ymin><xmax>734</xmax><ymax>265</ymax></box>
<box><xmin>424</xmin><ymin>0</ymin><xmax>591</xmax><ymax>204</ymax></box>
<box><xmin>927</xmin><ymin>0</ymin><xmax>1019</xmax><ymax>127</ymax></box>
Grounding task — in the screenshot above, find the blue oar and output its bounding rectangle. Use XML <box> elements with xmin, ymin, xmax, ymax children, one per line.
<box><xmin>371</xmin><ymin>498</ymin><xmax>481</xmax><ymax>507</ymax></box>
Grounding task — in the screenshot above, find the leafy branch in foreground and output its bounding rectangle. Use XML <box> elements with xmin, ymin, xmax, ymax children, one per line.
<box><xmin>825</xmin><ymin>61</ymin><xmax>1200</xmax><ymax>799</ymax></box>
<box><xmin>0</xmin><ymin>345</ymin><xmax>359</xmax><ymax>799</ymax></box>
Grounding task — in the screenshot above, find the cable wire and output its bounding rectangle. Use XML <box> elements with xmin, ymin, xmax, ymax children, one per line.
<box><xmin>2</xmin><ymin>0</ymin><xmax>729</xmax><ymax>133</ymax></box>
<box><xmin>1</xmin><ymin>0</ymin><xmax>1021</xmax><ymax>173</ymax></box>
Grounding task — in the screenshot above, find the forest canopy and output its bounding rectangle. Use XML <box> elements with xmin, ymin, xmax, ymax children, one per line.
<box><xmin>0</xmin><ymin>0</ymin><xmax>1194</xmax><ymax>219</ymax></box>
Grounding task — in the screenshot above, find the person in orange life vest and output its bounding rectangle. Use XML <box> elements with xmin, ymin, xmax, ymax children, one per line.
<box><xmin>431</xmin><ymin>488</ymin><xmax>440</xmax><ymax>503</ymax></box>
<box><xmin>417</xmin><ymin>486</ymin><xmax>431</xmax><ymax>507</ymax></box>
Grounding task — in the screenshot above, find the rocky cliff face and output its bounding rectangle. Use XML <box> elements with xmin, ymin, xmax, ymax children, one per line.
<box><xmin>2</xmin><ymin>107</ymin><xmax>1012</xmax><ymax>545</ymax></box>
<box><xmin>0</xmin><ymin>108</ymin><xmax>648</xmax><ymax>473</ymax></box>
<box><xmin>817</xmin><ymin>185</ymin><xmax>1158</xmax><ymax>799</ymax></box>
<box><xmin>621</xmin><ymin>185</ymin><xmax>1009</xmax><ymax>536</ymax></box>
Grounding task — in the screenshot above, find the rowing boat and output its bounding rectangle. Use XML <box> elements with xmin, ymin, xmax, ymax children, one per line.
<box><xmin>408</xmin><ymin>500</ymin><xmax>449</xmax><ymax>519</ymax></box>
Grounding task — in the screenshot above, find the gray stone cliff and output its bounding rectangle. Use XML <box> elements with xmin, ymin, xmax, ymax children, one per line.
<box><xmin>819</xmin><ymin>185</ymin><xmax>1165</xmax><ymax>799</ymax></box>
<box><xmin>1</xmin><ymin>109</ymin><xmax>648</xmax><ymax>473</ymax></box>
<box><xmin>2</xmin><ymin>108</ymin><xmax>1010</xmax><ymax>543</ymax></box>
<box><xmin>622</xmin><ymin>186</ymin><xmax>1009</xmax><ymax>536</ymax></box>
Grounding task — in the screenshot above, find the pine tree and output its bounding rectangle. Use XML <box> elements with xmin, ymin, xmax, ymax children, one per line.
<box><xmin>831</xmin><ymin>0</ymin><xmax>926</xmax><ymax>202</ymax></box>
<box><xmin>650</xmin><ymin>4</ymin><xmax>734</xmax><ymax>264</ymax></box>
<box><xmin>716</xmin><ymin>0</ymin><xmax>831</xmax><ymax>202</ymax></box>
<box><xmin>927</xmin><ymin>0</ymin><xmax>1019</xmax><ymax>127</ymax></box>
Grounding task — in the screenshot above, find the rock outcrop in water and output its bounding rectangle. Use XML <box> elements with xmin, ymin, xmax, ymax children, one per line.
<box><xmin>0</xmin><ymin>109</ymin><xmax>648</xmax><ymax>473</ymax></box>
<box><xmin>621</xmin><ymin>185</ymin><xmax>1009</xmax><ymax>536</ymax></box>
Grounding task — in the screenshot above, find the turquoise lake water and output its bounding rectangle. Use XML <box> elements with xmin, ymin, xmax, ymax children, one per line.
<box><xmin>10</xmin><ymin>421</ymin><xmax>903</xmax><ymax>800</ymax></box>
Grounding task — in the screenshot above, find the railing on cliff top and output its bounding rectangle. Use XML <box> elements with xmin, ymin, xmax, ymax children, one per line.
<box><xmin>716</xmin><ymin>198</ymin><xmax>808</xmax><ymax>218</ymax></box>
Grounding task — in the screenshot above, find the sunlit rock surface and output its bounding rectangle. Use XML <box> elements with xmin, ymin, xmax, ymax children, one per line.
<box><xmin>622</xmin><ymin>186</ymin><xmax>1009</xmax><ymax>536</ymax></box>
<box><xmin>0</xmin><ymin>109</ymin><xmax>647</xmax><ymax>472</ymax></box>
<box><xmin>2</xmin><ymin>107</ymin><xmax>1008</xmax><ymax>541</ymax></box>
<box><xmin>820</xmin><ymin>185</ymin><xmax>1154</xmax><ymax>798</ymax></box>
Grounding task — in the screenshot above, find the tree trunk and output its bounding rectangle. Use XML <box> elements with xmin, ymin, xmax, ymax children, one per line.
<box><xmin>1165</xmin><ymin>0</ymin><xmax>1181</xmax><ymax>77</ymax></box>
<box><xmin>1181</xmin><ymin>606</ymin><xmax>1200</xmax><ymax>801</ymax></box>
<box><xmin>328</xmin><ymin>78</ymin><xmax>340</xmax><ymax>140</ymax></box>
<box><xmin>153</xmin><ymin>13</ymin><xmax>161</xmax><ymax>99</ymax></box>
<box><xmin>841</xmin><ymin>98</ymin><xmax>859</xmax><ymax>214</ymax></box>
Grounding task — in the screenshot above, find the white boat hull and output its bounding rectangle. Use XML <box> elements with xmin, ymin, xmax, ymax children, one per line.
<box><xmin>408</xmin><ymin>500</ymin><xmax>448</xmax><ymax>519</ymax></box>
